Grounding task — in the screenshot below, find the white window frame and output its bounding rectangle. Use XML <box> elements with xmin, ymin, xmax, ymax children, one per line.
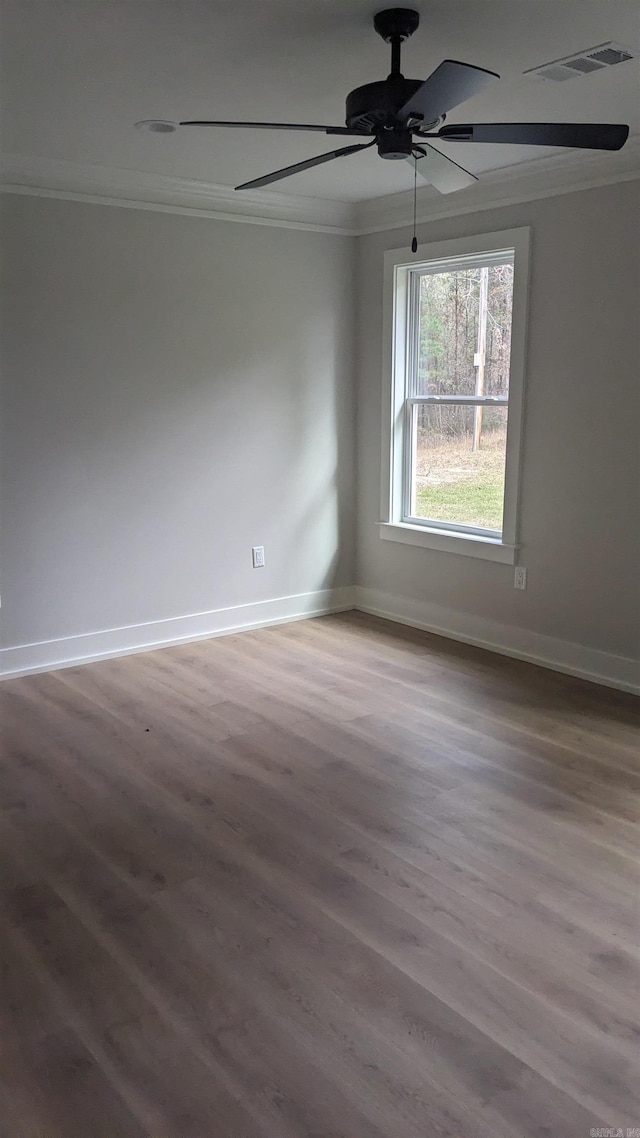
<box><xmin>380</xmin><ymin>227</ymin><xmax>530</xmax><ymax>564</ymax></box>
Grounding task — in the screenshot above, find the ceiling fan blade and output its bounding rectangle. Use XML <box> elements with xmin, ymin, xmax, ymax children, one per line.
<box><xmin>437</xmin><ymin>122</ymin><xmax>630</xmax><ymax>150</ymax></box>
<box><xmin>180</xmin><ymin>120</ymin><xmax>366</xmax><ymax>136</ymax></box>
<box><xmin>408</xmin><ymin>145</ymin><xmax>477</xmax><ymax>194</ymax></box>
<box><xmin>235</xmin><ymin>141</ymin><xmax>375</xmax><ymax>190</ymax></box>
<box><xmin>400</xmin><ymin>60</ymin><xmax>499</xmax><ymax>124</ymax></box>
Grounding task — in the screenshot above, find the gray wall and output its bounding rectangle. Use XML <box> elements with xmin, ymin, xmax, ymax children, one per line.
<box><xmin>355</xmin><ymin>180</ymin><xmax>640</xmax><ymax>658</ymax></box>
<box><xmin>1</xmin><ymin>195</ymin><xmax>355</xmax><ymax>648</ymax></box>
<box><xmin>2</xmin><ymin>180</ymin><xmax>638</xmax><ymax>667</ymax></box>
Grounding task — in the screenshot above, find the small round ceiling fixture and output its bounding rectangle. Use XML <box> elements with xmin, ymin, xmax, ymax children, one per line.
<box><xmin>135</xmin><ymin>120</ymin><xmax>178</xmax><ymax>133</ymax></box>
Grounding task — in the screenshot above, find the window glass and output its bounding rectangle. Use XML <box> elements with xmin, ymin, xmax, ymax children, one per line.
<box><xmin>415</xmin><ymin>263</ymin><xmax>514</xmax><ymax>398</ymax></box>
<box><xmin>409</xmin><ymin>404</ymin><xmax>508</xmax><ymax>532</ymax></box>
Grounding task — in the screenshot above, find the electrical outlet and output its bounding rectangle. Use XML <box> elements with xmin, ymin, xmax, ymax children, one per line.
<box><xmin>514</xmin><ymin>566</ymin><xmax>527</xmax><ymax>590</ymax></box>
<box><xmin>252</xmin><ymin>545</ymin><xmax>265</xmax><ymax>569</ymax></box>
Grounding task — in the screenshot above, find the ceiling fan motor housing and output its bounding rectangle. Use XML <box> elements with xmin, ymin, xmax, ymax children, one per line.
<box><xmin>345</xmin><ymin>78</ymin><xmax>422</xmax><ymax>133</ymax></box>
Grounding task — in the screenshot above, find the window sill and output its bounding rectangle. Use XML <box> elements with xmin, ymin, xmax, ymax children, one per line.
<box><xmin>379</xmin><ymin>522</ymin><xmax>518</xmax><ymax>564</ymax></box>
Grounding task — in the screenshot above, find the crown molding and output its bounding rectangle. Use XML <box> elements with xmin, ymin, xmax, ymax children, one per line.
<box><xmin>2</xmin><ymin>139</ymin><xmax>638</xmax><ymax>238</ymax></box>
<box><xmin>0</xmin><ymin>154</ymin><xmax>358</xmax><ymax>234</ymax></box>
<box><xmin>353</xmin><ymin>135</ymin><xmax>640</xmax><ymax>234</ymax></box>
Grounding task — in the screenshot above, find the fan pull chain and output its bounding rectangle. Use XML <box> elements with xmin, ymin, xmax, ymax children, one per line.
<box><xmin>411</xmin><ymin>153</ymin><xmax>418</xmax><ymax>253</ymax></box>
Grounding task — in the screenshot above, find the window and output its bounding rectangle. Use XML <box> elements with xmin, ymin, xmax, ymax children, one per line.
<box><xmin>381</xmin><ymin>228</ymin><xmax>530</xmax><ymax>563</ymax></box>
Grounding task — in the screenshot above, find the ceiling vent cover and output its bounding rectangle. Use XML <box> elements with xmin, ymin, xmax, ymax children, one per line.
<box><xmin>525</xmin><ymin>42</ymin><xmax>636</xmax><ymax>82</ymax></box>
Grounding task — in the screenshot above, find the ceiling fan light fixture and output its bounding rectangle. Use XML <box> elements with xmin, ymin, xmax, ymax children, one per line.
<box><xmin>135</xmin><ymin>119</ymin><xmax>178</xmax><ymax>133</ymax></box>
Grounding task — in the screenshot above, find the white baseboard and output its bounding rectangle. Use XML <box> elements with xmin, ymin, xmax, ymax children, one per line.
<box><xmin>0</xmin><ymin>586</ymin><xmax>356</xmax><ymax>680</ymax></box>
<box><xmin>3</xmin><ymin>584</ymin><xmax>637</xmax><ymax>695</ymax></box>
<box><xmin>354</xmin><ymin>587</ymin><xmax>640</xmax><ymax>696</ymax></box>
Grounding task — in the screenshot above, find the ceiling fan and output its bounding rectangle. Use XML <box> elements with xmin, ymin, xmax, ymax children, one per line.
<box><xmin>175</xmin><ymin>7</ymin><xmax>629</xmax><ymax>195</ymax></box>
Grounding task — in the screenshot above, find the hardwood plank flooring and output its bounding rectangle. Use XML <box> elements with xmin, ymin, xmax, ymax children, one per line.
<box><xmin>1</xmin><ymin>611</ymin><xmax>638</xmax><ymax>1137</ymax></box>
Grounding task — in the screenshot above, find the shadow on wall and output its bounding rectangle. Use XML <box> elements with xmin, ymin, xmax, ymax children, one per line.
<box><xmin>282</xmin><ymin>311</ymin><xmax>354</xmax><ymax>596</ymax></box>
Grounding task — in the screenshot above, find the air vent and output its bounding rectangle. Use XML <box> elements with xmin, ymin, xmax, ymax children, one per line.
<box><xmin>525</xmin><ymin>42</ymin><xmax>636</xmax><ymax>82</ymax></box>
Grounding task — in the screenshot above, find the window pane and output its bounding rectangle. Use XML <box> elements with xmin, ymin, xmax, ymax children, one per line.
<box><xmin>416</xmin><ymin>262</ymin><xmax>513</xmax><ymax>397</ymax></box>
<box><xmin>409</xmin><ymin>404</ymin><xmax>508</xmax><ymax>531</ymax></box>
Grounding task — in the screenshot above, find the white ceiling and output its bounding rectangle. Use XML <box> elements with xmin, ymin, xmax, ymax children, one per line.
<box><xmin>1</xmin><ymin>0</ymin><xmax>638</xmax><ymax>203</ymax></box>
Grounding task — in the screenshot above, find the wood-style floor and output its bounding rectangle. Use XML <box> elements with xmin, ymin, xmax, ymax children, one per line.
<box><xmin>1</xmin><ymin>612</ymin><xmax>638</xmax><ymax>1138</ymax></box>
